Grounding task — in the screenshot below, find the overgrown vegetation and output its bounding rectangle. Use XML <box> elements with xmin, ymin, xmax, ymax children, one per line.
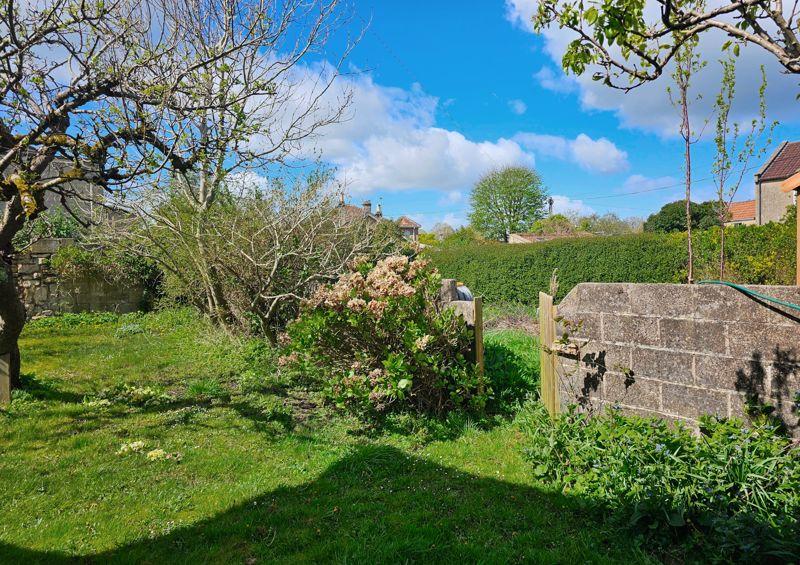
<box><xmin>427</xmin><ymin>213</ymin><xmax>796</xmax><ymax>302</ymax></box>
<box><xmin>284</xmin><ymin>256</ymin><xmax>484</xmax><ymax>418</ymax></box>
<box><xmin>521</xmin><ymin>405</ymin><xmax>800</xmax><ymax>561</ymax></box>
<box><xmin>2</xmin><ymin>310</ymin><xmax>656</xmax><ymax>563</ymax></box>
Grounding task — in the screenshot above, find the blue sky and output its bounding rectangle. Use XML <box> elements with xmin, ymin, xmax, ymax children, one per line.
<box><xmin>305</xmin><ymin>0</ymin><xmax>800</xmax><ymax>229</ymax></box>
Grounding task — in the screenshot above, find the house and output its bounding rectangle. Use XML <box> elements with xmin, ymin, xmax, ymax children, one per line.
<box><xmin>396</xmin><ymin>216</ymin><xmax>420</xmax><ymax>242</ymax></box>
<box><xmin>727</xmin><ymin>141</ymin><xmax>800</xmax><ymax>226</ymax></box>
<box><xmin>335</xmin><ymin>196</ymin><xmax>420</xmax><ymax>242</ymax></box>
<box><xmin>724</xmin><ymin>200</ymin><xmax>756</xmax><ymax>226</ymax></box>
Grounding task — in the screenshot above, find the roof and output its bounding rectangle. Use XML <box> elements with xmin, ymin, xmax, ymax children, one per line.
<box><xmin>396</xmin><ymin>216</ymin><xmax>420</xmax><ymax>228</ymax></box>
<box><xmin>336</xmin><ymin>204</ymin><xmax>379</xmax><ymax>222</ymax></box>
<box><xmin>508</xmin><ymin>231</ymin><xmax>593</xmax><ymax>244</ymax></box>
<box><xmin>726</xmin><ymin>200</ymin><xmax>756</xmax><ymax>222</ymax></box>
<box><xmin>758</xmin><ymin>142</ymin><xmax>800</xmax><ymax>181</ymax></box>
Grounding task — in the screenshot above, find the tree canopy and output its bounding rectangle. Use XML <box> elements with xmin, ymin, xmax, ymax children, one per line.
<box><xmin>643</xmin><ymin>201</ymin><xmax>720</xmax><ymax>233</ymax></box>
<box><xmin>469</xmin><ymin>166</ymin><xmax>549</xmax><ymax>242</ymax></box>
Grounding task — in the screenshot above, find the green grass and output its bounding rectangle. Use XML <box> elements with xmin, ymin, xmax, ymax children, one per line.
<box><xmin>0</xmin><ymin>309</ymin><xmax>653</xmax><ymax>563</ymax></box>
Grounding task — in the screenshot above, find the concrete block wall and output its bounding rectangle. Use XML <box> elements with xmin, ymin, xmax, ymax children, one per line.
<box><xmin>555</xmin><ymin>283</ymin><xmax>800</xmax><ymax>436</ymax></box>
<box><xmin>14</xmin><ymin>238</ymin><xmax>145</xmax><ymax>318</ymax></box>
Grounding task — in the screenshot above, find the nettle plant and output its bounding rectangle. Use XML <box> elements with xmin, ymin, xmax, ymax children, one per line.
<box><xmin>283</xmin><ymin>255</ymin><xmax>485</xmax><ymax>418</ymax></box>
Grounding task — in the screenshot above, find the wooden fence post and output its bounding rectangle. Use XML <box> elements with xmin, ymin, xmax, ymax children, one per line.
<box><xmin>538</xmin><ymin>292</ymin><xmax>559</xmax><ymax>417</ymax></box>
<box><xmin>473</xmin><ymin>296</ymin><xmax>484</xmax><ymax>394</ymax></box>
<box><xmin>0</xmin><ymin>353</ymin><xmax>10</xmax><ymax>405</ymax></box>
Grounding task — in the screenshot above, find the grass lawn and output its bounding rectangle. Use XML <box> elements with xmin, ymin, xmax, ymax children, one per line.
<box><xmin>0</xmin><ymin>310</ymin><xmax>653</xmax><ymax>563</ymax></box>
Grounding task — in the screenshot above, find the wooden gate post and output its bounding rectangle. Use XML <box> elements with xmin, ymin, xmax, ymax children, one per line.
<box><xmin>473</xmin><ymin>296</ymin><xmax>484</xmax><ymax>394</ymax></box>
<box><xmin>538</xmin><ymin>292</ymin><xmax>559</xmax><ymax>417</ymax></box>
<box><xmin>0</xmin><ymin>353</ymin><xmax>10</xmax><ymax>405</ymax></box>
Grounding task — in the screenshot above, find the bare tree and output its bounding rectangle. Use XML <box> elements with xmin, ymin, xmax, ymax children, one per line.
<box><xmin>1</xmin><ymin>0</ymin><xmax>351</xmax><ymax>389</ymax></box>
<box><xmin>532</xmin><ymin>0</ymin><xmax>800</xmax><ymax>89</ymax></box>
<box><xmin>101</xmin><ymin>172</ymin><xmax>401</xmax><ymax>339</ymax></box>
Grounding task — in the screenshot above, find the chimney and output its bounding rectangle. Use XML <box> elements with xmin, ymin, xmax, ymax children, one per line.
<box><xmin>362</xmin><ymin>200</ymin><xmax>372</xmax><ymax>214</ymax></box>
<box><xmin>375</xmin><ymin>203</ymin><xmax>383</xmax><ymax>218</ymax></box>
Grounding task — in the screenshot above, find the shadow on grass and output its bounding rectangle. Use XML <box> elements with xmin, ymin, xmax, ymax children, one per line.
<box><xmin>0</xmin><ymin>445</ymin><xmax>648</xmax><ymax>564</ymax></box>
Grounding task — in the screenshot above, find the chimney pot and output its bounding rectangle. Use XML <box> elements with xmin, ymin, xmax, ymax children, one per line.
<box><xmin>362</xmin><ymin>200</ymin><xmax>372</xmax><ymax>214</ymax></box>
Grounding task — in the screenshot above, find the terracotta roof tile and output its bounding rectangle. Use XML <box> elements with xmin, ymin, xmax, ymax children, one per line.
<box><xmin>396</xmin><ymin>216</ymin><xmax>420</xmax><ymax>228</ymax></box>
<box><xmin>761</xmin><ymin>142</ymin><xmax>800</xmax><ymax>181</ymax></box>
<box><xmin>727</xmin><ymin>200</ymin><xmax>756</xmax><ymax>222</ymax></box>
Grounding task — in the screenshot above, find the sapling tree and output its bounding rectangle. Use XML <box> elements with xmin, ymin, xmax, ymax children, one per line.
<box><xmin>667</xmin><ymin>37</ymin><xmax>705</xmax><ymax>283</ymax></box>
<box><xmin>711</xmin><ymin>58</ymin><xmax>773</xmax><ymax>278</ymax></box>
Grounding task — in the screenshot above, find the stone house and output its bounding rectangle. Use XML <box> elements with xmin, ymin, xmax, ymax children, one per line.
<box><xmin>727</xmin><ymin>141</ymin><xmax>800</xmax><ymax>226</ymax></box>
<box><xmin>335</xmin><ymin>196</ymin><xmax>420</xmax><ymax>242</ymax></box>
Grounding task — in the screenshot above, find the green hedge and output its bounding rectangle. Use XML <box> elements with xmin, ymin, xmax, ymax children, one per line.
<box><xmin>426</xmin><ymin>218</ymin><xmax>796</xmax><ymax>303</ymax></box>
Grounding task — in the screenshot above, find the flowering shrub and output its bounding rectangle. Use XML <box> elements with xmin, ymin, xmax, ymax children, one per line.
<box><xmin>284</xmin><ymin>256</ymin><xmax>485</xmax><ymax>417</ymax></box>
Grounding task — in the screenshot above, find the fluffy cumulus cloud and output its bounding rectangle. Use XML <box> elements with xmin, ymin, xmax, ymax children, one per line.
<box><xmin>295</xmin><ymin>73</ymin><xmax>535</xmax><ymax>194</ymax></box>
<box><xmin>285</xmin><ymin>67</ymin><xmax>629</xmax><ymax>193</ymax></box>
<box><xmin>505</xmin><ymin>0</ymin><xmax>800</xmax><ymax>135</ymax></box>
<box><xmin>508</xmin><ymin>99</ymin><xmax>528</xmax><ymax>115</ymax></box>
<box><xmin>550</xmin><ymin>194</ymin><xmax>594</xmax><ymax>215</ymax></box>
<box><xmin>514</xmin><ymin>132</ymin><xmax>629</xmax><ymax>173</ymax></box>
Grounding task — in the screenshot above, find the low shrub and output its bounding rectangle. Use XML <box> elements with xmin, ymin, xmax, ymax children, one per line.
<box><xmin>284</xmin><ymin>255</ymin><xmax>485</xmax><ymax>418</ymax></box>
<box><xmin>521</xmin><ymin>404</ymin><xmax>800</xmax><ymax>561</ymax></box>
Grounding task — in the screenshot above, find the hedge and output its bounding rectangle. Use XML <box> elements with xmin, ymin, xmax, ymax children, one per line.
<box><xmin>426</xmin><ymin>218</ymin><xmax>796</xmax><ymax>303</ymax></box>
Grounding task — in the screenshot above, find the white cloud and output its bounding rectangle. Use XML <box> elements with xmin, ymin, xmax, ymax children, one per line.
<box><xmin>505</xmin><ymin>0</ymin><xmax>800</xmax><ymax>135</ymax></box>
<box><xmin>508</xmin><ymin>99</ymin><xmax>528</xmax><ymax>115</ymax></box>
<box><xmin>297</xmin><ymin>73</ymin><xmax>535</xmax><ymax>194</ymax></box>
<box><xmin>551</xmin><ymin>194</ymin><xmax>594</xmax><ymax>215</ymax></box>
<box><xmin>515</xmin><ymin>132</ymin><xmax>629</xmax><ymax>173</ymax></box>
<box><xmin>438</xmin><ymin>190</ymin><xmax>464</xmax><ymax>205</ymax></box>
<box><xmin>533</xmin><ymin>67</ymin><xmax>576</xmax><ymax>93</ymax></box>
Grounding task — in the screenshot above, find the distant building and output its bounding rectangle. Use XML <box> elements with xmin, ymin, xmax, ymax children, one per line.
<box><xmin>508</xmin><ymin>232</ymin><xmax>592</xmax><ymax>244</ymax></box>
<box><xmin>335</xmin><ymin>196</ymin><xmax>420</xmax><ymax>242</ymax></box>
<box><xmin>727</xmin><ymin>141</ymin><xmax>800</xmax><ymax>226</ymax></box>
<box><xmin>396</xmin><ymin>216</ymin><xmax>420</xmax><ymax>242</ymax></box>
<box><xmin>724</xmin><ymin>200</ymin><xmax>756</xmax><ymax>226</ymax></box>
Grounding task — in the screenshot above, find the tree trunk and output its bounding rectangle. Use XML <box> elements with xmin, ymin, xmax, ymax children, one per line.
<box><xmin>681</xmin><ymin>87</ymin><xmax>694</xmax><ymax>284</ymax></box>
<box><xmin>0</xmin><ymin>253</ymin><xmax>26</xmax><ymax>392</ymax></box>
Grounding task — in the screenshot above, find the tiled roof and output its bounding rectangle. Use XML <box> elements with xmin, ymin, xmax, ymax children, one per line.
<box><xmin>336</xmin><ymin>204</ymin><xmax>378</xmax><ymax>222</ymax></box>
<box><xmin>396</xmin><ymin>216</ymin><xmax>420</xmax><ymax>228</ymax></box>
<box><xmin>759</xmin><ymin>142</ymin><xmax>800</xmax><ymax>181</ymax></box>
<box><xmin>727</xmin><ymin>200</ymin><xmax>756</xmax><ymax>222</ymax></box>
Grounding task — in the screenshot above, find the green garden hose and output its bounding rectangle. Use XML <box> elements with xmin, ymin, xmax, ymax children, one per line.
<box><xmin>697</xmin><ymin>280</ymin><xmax>800</xmax><ymax>313</ymax></box>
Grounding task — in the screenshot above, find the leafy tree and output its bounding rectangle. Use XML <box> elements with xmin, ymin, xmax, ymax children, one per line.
<box><xmin>532</xmin><ymin>0</ymin><xmax>800</xmax><ymax>90</ymax></box>
<box><xmin>644</xmin><ymin>201</ymin><xmax>719</xmax><ymax>233</ymax></box>
<box><xmin>469</xmin><ymin>166</ymin><xmax>549</xmax><ymax>242</ymax></box>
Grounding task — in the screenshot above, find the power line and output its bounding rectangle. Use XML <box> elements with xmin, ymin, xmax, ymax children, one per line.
<box><xmin>582</xmin><ymin>164</ymin><xmax>759</xmax><ymax>201</ymax></box>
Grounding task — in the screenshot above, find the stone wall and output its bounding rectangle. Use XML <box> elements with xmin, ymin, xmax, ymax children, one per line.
<box><xmin>14</xmin><ymin>238</ymin><xmax>145</xmax><ymax>318</ymax></box>
<box><xmin>555</xmin><ymin>283</ymin><xmax>800</xmax><ymax>436</ymax></box>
